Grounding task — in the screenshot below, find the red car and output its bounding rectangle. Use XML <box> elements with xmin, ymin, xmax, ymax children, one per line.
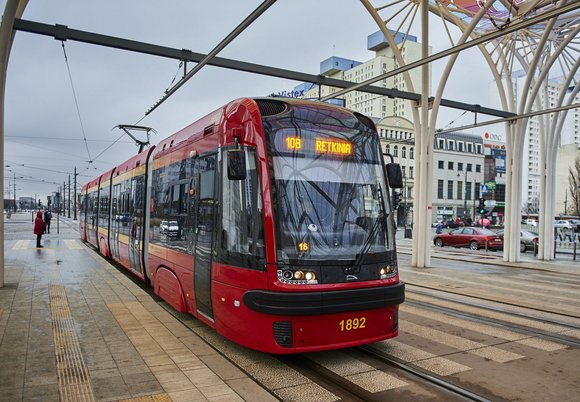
<box><xmin>433</xmin><ymin>227</ymin><xmax>503</xmax><ymax>251</ymax></box>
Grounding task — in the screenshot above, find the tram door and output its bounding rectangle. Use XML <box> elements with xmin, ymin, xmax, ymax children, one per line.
<box><xmin>193</xmin><ymin>155</ymin><xmax>217</xmax><ymax>320</ymax></box>
<box><xmin>128</xmin><ymin>176</ymin><xmax>143</xmax><ymax>274</ymax></box>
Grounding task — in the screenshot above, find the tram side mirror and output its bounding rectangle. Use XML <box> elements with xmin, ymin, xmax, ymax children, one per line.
<box><xmin>386</xmin><ymin>163</ymin><xmax>403</xmax><ymax>188</ymax></box>
<box><xmin>227</xmin><ymin>149</ymin><xmax>246</xmax><ymax>180</ymax></box>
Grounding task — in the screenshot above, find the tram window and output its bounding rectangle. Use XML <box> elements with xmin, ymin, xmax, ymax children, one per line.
<box><xmin>221</xmin><ymin>148</ymin><xmax>265</xmax><ymax>269</ymax></box>
<box><xmin>170</xmin><ymin>184</ymin><xmax>181</xmax><ymax>214</ymax></box>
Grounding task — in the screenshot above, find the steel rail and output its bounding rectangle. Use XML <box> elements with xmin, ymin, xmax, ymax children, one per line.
<box><xmin>359</xmin><ymin>345</ymin><xmax>492</xmax><ymax>402</ymax></box>
<box><xmin>405</xmin><ymin>296</ymin><xmax>580</xmax><ymax>348</ymax></box>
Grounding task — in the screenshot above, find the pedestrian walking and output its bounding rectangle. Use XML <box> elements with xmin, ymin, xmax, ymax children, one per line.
<box><xmin>44</xmin><ymin>210</ymin><xmax>52</xmax><ymax>234</ymax></box>
<box><xmin>34</xmin><ymin>210</ymin><xmax>46</xmax><ymax>248</ymax></box>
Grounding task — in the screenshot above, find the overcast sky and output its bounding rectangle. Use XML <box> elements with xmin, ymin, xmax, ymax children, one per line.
<box><xmin>3</xmin><ymin>0</ymin><xmax>499</xmax><ymax>204</ymax></box>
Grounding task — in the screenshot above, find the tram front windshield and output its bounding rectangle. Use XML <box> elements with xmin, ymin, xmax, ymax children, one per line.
<box><xmin>264</xmin><ymin>105</ymin><xmax>396</xmax><ymax>263</ymax></box>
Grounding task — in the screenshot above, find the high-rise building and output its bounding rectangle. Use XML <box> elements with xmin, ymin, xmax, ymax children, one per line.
<box><xmin>492</xmin><ymin>72</ymin><xmax>580</xmax><ymax>212</ymax></box>
<box><xmin>299</xmin><ymin>29</ymin><xmax>429</xmax><ymax>119</ymax></box>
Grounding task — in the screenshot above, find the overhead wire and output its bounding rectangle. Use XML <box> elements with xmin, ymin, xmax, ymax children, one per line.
<box><xmin>60</xmin><ymin>41</ymin><xmax>95</xmax><ymax>166</ymax></box>
<box><xmin>5</xmin><ymin>160</ymin><xmax>93</xmax><ymax>178</ymax></box>
<box><xmin>6</xmin><ymin>135</ymin><xmax>133</xmax><ymax>143</ymax></box>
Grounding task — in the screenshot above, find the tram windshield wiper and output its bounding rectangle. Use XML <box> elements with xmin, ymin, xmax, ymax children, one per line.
<box><xmin>349</xmin><ymin>212</ymin><xmax>386</xmax><ymax>271</ymax></box>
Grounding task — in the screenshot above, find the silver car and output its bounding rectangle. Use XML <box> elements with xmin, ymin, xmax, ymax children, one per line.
<box><xmin>496</xmin><ymin>229</ymin><xmax>538</xmax><ymax>253</ymax></box>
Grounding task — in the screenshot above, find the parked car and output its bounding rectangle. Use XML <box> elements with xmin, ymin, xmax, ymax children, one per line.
<box><xmin>568</xmin><ymin>219</ymin><xmax>580</xmax><ymax>233</ymax></box>
<box><xmin>160</xmin><ymin>220</ymin><xmax>179</xmax><ymax>237</ymax></box>
<box><xmin>433</xmin><ymin>226</ymin><xmax>503</xmax><ymax>251</ymax></box>
<box><xmin>496</xmin><ymin>229</ymin><xmax>538</xmax><ymax>253</ymax></box>
<box><xmin>554</xmin><ymin>220</ymin><xmax>573</xmax><ymax>230</ymax></box>
<box><xmin>522</xmin><ymin>219</ymin><xmax>537</xmax><ymax>227</ymax></box>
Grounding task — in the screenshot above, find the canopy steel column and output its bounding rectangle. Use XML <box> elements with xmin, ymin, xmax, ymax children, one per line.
<box><xmin>361</xmin><ymin>0</ymin><xmax>491</xmax><ymax>267</ymax></box>
<box><xmin>416</xmin><ymin>0</ymin><xmax>579</xmax><ymax>263</ymax></box>
<box><xmin>0</xmin><ymin>0</ymin><xmax>28</xmax><ymax>288</ymax></box>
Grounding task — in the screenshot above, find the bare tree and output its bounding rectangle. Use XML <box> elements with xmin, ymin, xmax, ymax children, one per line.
<box><xmin>568</xmin><ymin>157</ymin><xmax>580</xmax><ymax>216</ymax></box>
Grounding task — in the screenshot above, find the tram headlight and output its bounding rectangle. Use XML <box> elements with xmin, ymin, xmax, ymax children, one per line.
<box><xmin>282</xmin><ymin>270</ymin><xmax>293</xmax><ymax>280</ymax></box>
<box><xmin>294</xmin><ymin>270</ymin><xmax>305</xmax><ymax>280</ymax></box>
<box><xmin>278</xmin><ymin>268</ymin><xmax>318</xmax><ymax>284</ymax></box>
<box><xmin>380</xmin><ymin>265</ymin><xmax>396</xmax><ymax>279</ymax></box>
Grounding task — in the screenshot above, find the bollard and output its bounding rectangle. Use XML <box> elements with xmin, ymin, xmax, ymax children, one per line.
<box><xmin>485</xmin><ymin>239</ymin><xmax>488</xmax><ymax>252</ymax></box>
<box><xmin>534</xmin><ymin>241</ymin><xmax>538</xmax><ymax>256</ymax></box>
<box><xmin>574</xmin><ymin>242</ymin><xmax>577</xmax><ymax>261</ymax></box>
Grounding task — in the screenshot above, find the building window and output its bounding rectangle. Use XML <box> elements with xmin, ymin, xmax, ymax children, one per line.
<box><xmin>438</xmin><ymin>139</ymin><xmax>444</xmax><ymax>149</ymax></box>
<box><xmin>458</xmin><ymin>162</ymin><xmax>463</xmax><ymax>171</ymax></box>
<box><xmin>476</xmin><ymin>164</ymin><xmax>481</xmax><ymax>173</ymax></box>
<box><xmin>448</xmin><ymin>140</ymin><xmax>455</xmax><ymax>151</ymax></box>
<box><xmin>467</xmin><ymin>143</ymin><xmax>473</xmax><ymax>153</ymax></box>
<box><xmin>447</xmin><ymin>180</ymin><xmax>454</xmax><ymax>200</ymax></box>
<box><xmin>467</xmin><ymin>163</ymin><xmax>472</xmax><ymax>172</ymax></box>
<box><xmin>438</xmin><ymin>160</ymin><xmax>444</xmax><ymax>169</ymax></box>
<box><xmin>409</xmin><ymin>166</ymin><xmax>414</xmax><ymax>179</ymax></box>
<box><xmin>410</xmin><ymin>147</ymin><xmax>414</xmax><ymax>159</ymax></box>
<box><xmin>466</xmin><ymin>182</ymin><xmax>472</xmax><ymax>200</ymax></box>
<box><xmin>457</xmin><ymin>181</ymin><xmax>463</xmax><ymax>200</ymax></box>
<box><xmin>448</xmin><ymin>161</ymin><xmax>454</xmax><ymax>170</ymax></box>
<box><xmin>475</xmin><ymin>182</ymin><xmax>481</xmax><ymax>199</ymax></box>
<box><xmin>437</xmin><ymin>180</ymin><xmax>444</xmax><ymax>199</ymax></box>
<box><xmin>476</xmin><ymin>144</ymin><xmax>482</xmax><ymax>154</ymax></box>
<box><xmin>402</xmin><ymin>146</ymin><xmax>407</xmax><ymax>158</ymax></box>
<box><xmin>393</xmin><ymin>145</ymin><xmax>398</xmax><ymax>157</ymax></box>
<box><xmin>402</xmin><ymin>166</ymin><xmax>406</xmax><ymax>178</ymax></box>
<box><xmin>458</xmin><ymin>142</ymin><xmax>464</xmax><ymax>152</ymax></box>
<box><xmin>385</xmin><ymin>144</ymin><xmax>390</xmax><ymax>154</ymax></box>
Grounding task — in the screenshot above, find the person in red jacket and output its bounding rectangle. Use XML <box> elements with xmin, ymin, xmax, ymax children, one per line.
<box><xmin>34</xmin><ymin>210</ymin><xmax>46</xmax><ymax>248</ymax></box>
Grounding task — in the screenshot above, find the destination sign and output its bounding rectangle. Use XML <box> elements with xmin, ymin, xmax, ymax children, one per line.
<box><xmin>315</xmin><ymin>139</ymin><xmax>352</xmax><ymax>155</ymax></box>
<box><xmin>284</xmin><ymin>136</ymin><xmax>352</xmax><ymax>156</ymax></box>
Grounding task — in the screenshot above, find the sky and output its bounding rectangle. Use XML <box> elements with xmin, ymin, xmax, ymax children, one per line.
<box><xmin>2</xmin><ymin>0</ymin><xmax>500</xmax><ymax>204</ymax></box>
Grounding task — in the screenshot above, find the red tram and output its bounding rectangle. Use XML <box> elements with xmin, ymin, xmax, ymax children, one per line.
<box><xmin>80</xmin><ymin>98</ymin><xmax>405</xmax><ymax>353</ymax></box>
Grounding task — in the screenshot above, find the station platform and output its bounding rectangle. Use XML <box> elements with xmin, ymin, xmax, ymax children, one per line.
<box><xmin>0</xmin><ymin>212</ymin><xmax>276</xmax><ymax>402</ymax></box>
<box><xmin>2</xmin><ymin>213</ymin><xmax>578</xmax><ymax>402</ymax></box>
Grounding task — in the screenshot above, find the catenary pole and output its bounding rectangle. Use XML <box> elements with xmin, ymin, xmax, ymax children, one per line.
<box><xmin>68</xmin><ymin>175</ymin><xmax>71</xmax><ymax>218</ymax></box>
<box><xmin>74</xmin><ymin>167</ymin><xmax>77</xmax><ymax>220</ymax></box>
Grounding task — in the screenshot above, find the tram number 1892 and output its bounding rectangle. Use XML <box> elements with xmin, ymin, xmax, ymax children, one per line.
<box><xmin>338</xmin><ymin>317</ymin><xmax>366</xmax><ymax>332</ymax></box>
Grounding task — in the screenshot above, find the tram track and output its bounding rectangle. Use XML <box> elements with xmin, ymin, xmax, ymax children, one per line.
<box><xmin>406</xmin><ymin>282</ymin><xmax>580</xmax><ymax>321</ymax></box>
<box><xmin>405</xmin><ymin>285</ymin><xmax>580</xmax><ymax>348</ymax></box>
<box><xmin>357</xmin><ymin>345</ymin><xmax>491</xmax><ymax>402</ymax></box>
<box><xmin>157</xmin><ymin>290</ymin><xmax>490</xmax><ymax>401</ymax></box>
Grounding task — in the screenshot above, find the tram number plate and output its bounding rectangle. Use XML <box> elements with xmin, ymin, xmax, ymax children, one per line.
<box><xmin>338</xmin><ymin>317</ymin><xmax>366</xmax><ymax>332</ymax></box>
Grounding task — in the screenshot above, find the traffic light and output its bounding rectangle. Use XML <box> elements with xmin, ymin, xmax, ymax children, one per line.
<box><xmin>392</xmin><ymin>191</ymin><xmax>401</xmax><ymax>210</ymax></box>
<box><xmin>478</xmin><ymin>198</ymin><xmax>486</xmax><ymax>215</ymax></box>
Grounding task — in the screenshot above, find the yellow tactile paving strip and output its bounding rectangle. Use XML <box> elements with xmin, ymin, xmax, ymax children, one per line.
<box><xmin>49</xmin><ymin>283</ymin><xmax>97</xmax><ymax>402</ymax></box>
<box><xmin>117</xmin><ymin>393</ymin><xmax>172</xmax><ymax>402</ymax></box>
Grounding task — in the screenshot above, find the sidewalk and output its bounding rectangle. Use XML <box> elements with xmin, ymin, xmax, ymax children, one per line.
<box><xmin>0</xmin><ymin>213</ymin><xmax>275</xmax><ymax>402</ymax></box>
